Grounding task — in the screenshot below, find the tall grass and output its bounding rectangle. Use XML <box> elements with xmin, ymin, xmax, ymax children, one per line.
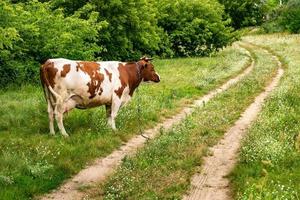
<box><xmin>230</xmin><ymin>34</ymin><xmax>300</xmax><ymax>200</ymax></box>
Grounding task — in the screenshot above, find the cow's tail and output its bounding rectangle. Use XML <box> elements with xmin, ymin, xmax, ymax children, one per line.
<box><xmin>40</xmin><ymin>61</ymin><xmax>62</xmax><ymax>107</ymax></box>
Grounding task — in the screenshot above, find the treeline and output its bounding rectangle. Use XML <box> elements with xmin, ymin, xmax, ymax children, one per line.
<box><xmin>0</xmin><ymin>0</ymin><xmax>298</xmax><ymax>87</ymax></box>
<box><xmin>0</xmin><ymin>0</ymin><xmax>237</xmax><ymax>87</ymax></box>
<box><xmin>218</xmin><ymin>0</ymin><xmax>300</xmax><ymax>33</ymax></box>
<box><xmin>263</xmin><ymin>0</ymin><xmax>300</xmax><ymax>33</ymax></box>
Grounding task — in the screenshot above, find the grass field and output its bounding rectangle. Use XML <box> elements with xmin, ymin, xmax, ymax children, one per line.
<box><xmin>0</xmin><ymin>46</ymin><xmax>250</xmax><ymax>199</ymax></box>
<box><xmin>230</xmin><ymin>34</ymin><xmax>300</xmax><ymax>200</ymax></box>
<box><xmin>89</xmin><ymin>43</ymin><xmax>279</xmax><ymax>199</ymax></box>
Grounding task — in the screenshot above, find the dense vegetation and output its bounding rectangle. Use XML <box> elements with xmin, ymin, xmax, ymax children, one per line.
<box><xmin>0</xmin><ymin>0</ymin><xmax>236</xmax><ymax>87</ymax></box>
<box><xmin>1</xmin><ymin>0</ymin><xmax>298</xmax><ymax>88</ymax></box>
<box><xmin>263</xmin><ymin>0</ymin><xmax>300</xmax><ymax>33</ymax></box>
<box><xmin>218</xmin><ymin>0</ymin><xmax>269</xmax><ymax>29</ymax></box>
<box><xmin>0</xmin><ymin>1</ymin><xmax>105</xmax><ymax>86</ymax></box>
<box><xmin>216</xmin><ymin>0</ymin><xmax>299</xmax><ymax>34</ymax></box>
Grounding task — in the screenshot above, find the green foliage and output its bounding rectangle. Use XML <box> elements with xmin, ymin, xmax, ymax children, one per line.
<box><xmin>280</xmin><ymin>0</ymin><xmax>300</xmax><ymax>33</ymax></box>
<box><xmin>157</xmin><ymin>0</ymin><xmax>236</xmax><ymax>57</ymax></box>
<box><xmin>263</xmin><ymin>0</ymin><xmax>300</xmax><ymax>34</ymax></box>
<box><xmin>0</xmin><ymin>0</ymin><xmax>105</xmax><ymax>87</ymax></box>
<box><xmin>218</xmin><ymin>0</ymin><xmax>269</xmax><ymax>29</ymax></box>
<box><xmin>0</xmin><ymin>0</ymin><xmax>238</xmax><ymax>87</ymax></box>
<box><xmin>90</xmin><ymin>0</ymin><xmax>163</xmax><ymax>60</ymax></box>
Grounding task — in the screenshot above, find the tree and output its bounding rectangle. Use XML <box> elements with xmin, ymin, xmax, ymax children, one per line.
<box><xmin>218</xmin><ymin>0</ymin><xmax>269</xmax><ymax>29</ymax></box>
<box><xmin>0</xmin><ymin>0</ymin><xmax>105</xmax><ymax>87</ymax></box>
<box><xmin>156</xmin><ymin>0</ymin><xmax>236</xmax><ymax>57</ymax></box>
<box><xmin>280</xmin><ymin>0</ymin><xmax>300</xmax><ymax>33</ymax></box>
<box><xmin>89</xmin><ymin>0</ymin><xmax>163</xmax><ymax>60</ymax></box>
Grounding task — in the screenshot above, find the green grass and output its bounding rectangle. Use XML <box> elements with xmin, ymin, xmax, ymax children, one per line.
<box><xmin>94</xmin><ymin>43</ymin><xmax>279</xmax><ymax>199</ymax></box>
<box><xmin>230</xmin><ymin>34</ymin><xmax>300</xmax><ymax>200</ymax></box>
<box><xmin>0</xmin><ymin>46</ymin><xmax>249</xmax><ymax>199</ymax></box>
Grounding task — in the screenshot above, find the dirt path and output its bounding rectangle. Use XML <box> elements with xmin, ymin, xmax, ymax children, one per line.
<box><xmin>40</xmin><ymin>44</ymin><xmax>254</xmax><ymax>200</ymax></box>
<box><xmin>183</xmin><ymin>46</ymin><xmax>284</xmax><ymax>200</ymax></box>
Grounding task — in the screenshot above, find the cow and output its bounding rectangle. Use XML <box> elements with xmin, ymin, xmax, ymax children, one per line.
<box><xmin>40</xmin><ymin>56</ymin><xmax>160</xmax><ymax>137</ymax></box>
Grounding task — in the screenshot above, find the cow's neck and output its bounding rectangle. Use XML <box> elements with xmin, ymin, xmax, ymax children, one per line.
<box><xmin>126</xmin><ymin>63</ymin><xmax>143</xmax><ymax>96</ymax></box>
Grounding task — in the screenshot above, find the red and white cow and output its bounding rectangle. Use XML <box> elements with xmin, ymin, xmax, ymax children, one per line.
<box><xmin>40</xmin><ymin>57</ymin><xmax>160</xmax><ymax>137</ymax></box>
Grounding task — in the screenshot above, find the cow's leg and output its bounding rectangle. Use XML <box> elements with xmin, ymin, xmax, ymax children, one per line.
<box><xmin>47</xmin><ymin>101</ymin><xmax>55</xmax><ymax>135</ymax></box>
<box><xmin>54</xmin><ymin>102</ymin><xmax>69</xmax><ymax>137</ymax></box>
<box><xmin>105</xmin><ymin>104</ymin><xmax>112</xmax><ymax>127</ymax></box>
<box><xmin>110</xmin><ymin>98</ymin><xmax>122</xmax><ymax>130</ymax></box>
<box><xmin>44</xmin><ymin>87</ymin><xmax>55</xmax><ymax>135</ymax></box>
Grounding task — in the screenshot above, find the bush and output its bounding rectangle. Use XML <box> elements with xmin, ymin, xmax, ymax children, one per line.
<box><xmin>218</xmin><ymin>0</ymin><xmax>269</xmax><ymax>29</ymax></box>
<box><xmin>263</xmin><ymin>0</ymin><xmax>300</xmax><ymax>34</ymax></box>
<box><xmin>0</xmin><ymin>0</ymin><xmax>238</xmax><ymax>87</ymax></box>
<box><xmin>157</xmin><ymin>0</ymin><xmax>236</xmax><ymax>57</ymax></box>
<box><xmin>280</xmin><ymin>0</ymin><xmax>300</xmax><ymax>33</ymax></box>
<box><xmin>90</xmin><ymin>0</ymin><xmax>164</xmax><ymax>60</ymax></box>
<box><xmin>0</xmin><ymin>0</ymin><xmax>105</xmax><ymax>87</ymax></box>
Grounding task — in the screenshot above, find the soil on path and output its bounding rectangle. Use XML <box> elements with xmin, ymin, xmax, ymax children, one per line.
<box><xmin>40</xmin><ymin>45</ymin><xmax>254</xmax><ymax>200</ymax></box>
<box><xmin>183</xmin><ymin>46</ymin><xmax>284</xmax><ymax>200</ymax></box>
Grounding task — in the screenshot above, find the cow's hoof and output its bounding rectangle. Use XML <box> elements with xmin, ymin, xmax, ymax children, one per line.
<box><xmin>50</xmin><ymin>131</ymin><xmax>55</xmax><ymax>135</ymax></box>
<box><xmin>62</xmin><ymin>133</ymin><xmax>69</xmax><ymax>137</ymax></box>
<box><xmin>111</xmin><ymin>127</ymin><xmax>117</xmax><ymax>132</ymax></box>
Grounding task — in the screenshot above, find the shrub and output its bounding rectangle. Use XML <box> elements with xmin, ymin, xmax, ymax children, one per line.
<box><xmin>90</xmin><ymin>0</ymin><xmax>164</xmax><ymax>60</ymax></box>
<box><xmin>263</xmin><ymin>0</ymin><xmax>300</xmax><ymax>34</ymax></box>
<box><xmin>157</xmin><ymin>0</ymin><xmax>236</xmax><ymax>57</ymax></box>
<box><xmin>218</xmin><ymin>0</ymin><xmax>269</xmax><ymax>29</ymax></box>
<box><xmin>280</xmin><ymin>0</ymin><xmax>300</xmax><ymax>33</ymax></box>
<box><xmin>0</xmin><ymin>0</ymin><xmax>238</xmax><ymax>87</ymax></box>
<box><xmin>0</xmin><ymin>0</ymin><xmax>105</xmax><ymax>87</ymax></box>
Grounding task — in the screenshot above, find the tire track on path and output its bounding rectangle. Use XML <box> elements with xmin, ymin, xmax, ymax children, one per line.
<box><xmin>183</xmin><ymin>44</ymin><xmax>284</xmax><ymax>200</ymax></box>
<box><xmin>40</xmin><ymin>44</ymin><xmax>254</xmax><ymax>200</ymax></box>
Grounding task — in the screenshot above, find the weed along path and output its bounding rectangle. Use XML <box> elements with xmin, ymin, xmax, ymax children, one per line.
<box><xmin>183</xmin><ymin>46</ymin><xmax>284</xmax><ymax>200</ymax></box>
<box><xmin>40</xmin><ymin>44</ymin><xmax>254</xmax><ymax>200</ymax></box>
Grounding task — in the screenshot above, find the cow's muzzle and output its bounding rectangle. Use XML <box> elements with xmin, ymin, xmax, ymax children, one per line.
<box><xmin>153</xmin><ymin>73</ymin><xmax>160</xmax><ymax>83</ymax></box>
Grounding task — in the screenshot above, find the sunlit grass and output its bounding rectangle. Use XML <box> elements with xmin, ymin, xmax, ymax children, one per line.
<box><xmin>230</xmin><ymin>34</ymin><xmax>300</xmax><ymax>200</ymax></box>
<box><xmin>96</xmin><ymin>43</ymin><xmax>278</xmax><ymax>199</ymax></box>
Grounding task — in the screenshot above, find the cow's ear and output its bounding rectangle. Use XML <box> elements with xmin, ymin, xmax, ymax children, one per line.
<box><xmin>140</xmin><ymin>56</ymin><xmax>153</xmax><ymax>62</ymax></box>
<box><xmin>138</xmin><ymin>62</ymin><xmax>146</xmax><ymax>69</ymax></box>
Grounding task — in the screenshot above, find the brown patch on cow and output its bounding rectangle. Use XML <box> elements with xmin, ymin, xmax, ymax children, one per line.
<box><xmin>61</xmin><ymin>64</ymin><xmax>71</xmax><ymax>77</ymax></box>
<box><xmin>40</xmin><ymin>60</ymin><xmax>58</xmax><ymax>88</ymax></box>
<box><xmin>114</xmin><ymin>62</ymin><xmax>143</xmax><ymax>98</ymax></box>
<box><xmin>114</xmin><ymin>63</ymin><xmax>128</xmax><ymax>98</ymax></box>
<box><xmin>105</xmin><ymin>69</ymin><xmax>112</xmax><ymax>82</ymax></box>
<box><xmin>77</xmin><ymin>61</ymin><xmax>104</xmax><ymax>99</ymax></box>
<box><xmin>128</xmin><ymin>63</ymin><xmax>142</xmax><ymax>96</ymax></box>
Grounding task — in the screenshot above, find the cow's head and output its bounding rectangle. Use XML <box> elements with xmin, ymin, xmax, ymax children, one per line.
<box><xmin>139</xmin><ymin>56</ymin><xmax>160</xmax><ymax>83</ymax></box>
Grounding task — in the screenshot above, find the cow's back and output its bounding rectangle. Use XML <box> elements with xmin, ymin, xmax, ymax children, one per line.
<box><xmin>42</xmin><ymin>58</ymin><xmax>124</xmax><ymax>108</ymax></box>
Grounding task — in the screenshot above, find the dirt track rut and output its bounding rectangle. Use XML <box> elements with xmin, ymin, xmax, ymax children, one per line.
<box><xmin>183</xmin><ymin>45</ymin><xmax>284</xmax><ymax>200</ymax></box>
<box><xmin>40</xmin><ymin>44</ymin><xmax>254</xmax><ymax>200</ymax></box>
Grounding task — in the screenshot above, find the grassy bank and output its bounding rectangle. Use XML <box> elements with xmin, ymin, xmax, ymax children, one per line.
<box><xmin>0</xmin><ymin>46</ymin><xmax>249</xmax><ymax>199</ymax></box>
<box><xmin>231</xmin><ymin>34</ymin><xmax>300</xmax><ymax>200</ymax></box>
<box><xmin>94</xmin><ymin>43</ymin><xmax>278</xmax><ymax>199</ymax></box>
